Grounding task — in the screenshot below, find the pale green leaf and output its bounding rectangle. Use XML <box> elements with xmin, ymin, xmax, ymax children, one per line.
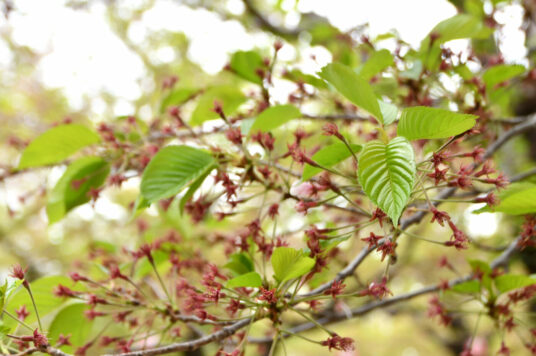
<box><xmin>46</xmin><ymin>157</ymin><xmax>109</xmax><ymax>224</ymax></box>
<box><xmin>397</xmin><ymin>106</ymin><xmax>477</xmax><ymax>140</ymax></box>
<box><xmin>224</xmin><ymin>253</ymin><xmax>255</xmax><ymax>276</ymax></box>
<box><xmin>494</xmin><ymin>274</ymin><xmax>536</xmax><ymax>294</ymax></box>
<box><xmin>319</xmin><ymin>62</ymin><xmax>384</xmax><ymax>123</ymax></box>
<box><xmin>450</xmin><ymin>280</ymin><xmax>481</xmax><ymax>294</ymax></box>
<box><xmin>48</xmin><ymin>303</ymin><xmax>94</xmax><ymax>353</ymax></box>
<box><xmin>230</xmin><ymin>50</ymin><xmax>264</xmax><ymax>84</ymax></box>
<box><xmin>423</xmin><ymin>14</ymin><xmax>491</xmax><ymax>46</ymax></box>
<box><xmin>358</xmin><ymin>137</ymin><xmax>415</xmax><ymax>226</ymax></box>
<box><xmin>475</xmin><ymin>183</ymin><xmax>536</xmax><ymax>215</ymax></box>
<box><xmin>160</xmin><ymin>87</ymin><xmax>198</xmax><ymax>113</ymax></box>
<box><xmin>249</xmin><ymin>105</ymin><xmax>301</xmax><ymax>134</ymax></box>
<box><xmin>190</xmin><ymin>86</ymin><xmax>246</xmax><ymax>126</ymax></box>
<box><xmin>140</xmin><ymin>146</ymin><xmax>215</xmax><ymax>203</ymax></box>
<box><xmin>271</xmin><ymin>247</ymin><xmax>315</xmax><ymax>283</ymax></box>
<box><xmin>378</xmin><ymin>101</ymin><xmax>398</xmax><ymax>126</ymax></box>
<box><xmin>483</xmin><ymin>64</ymin><xmax>525</xmax><ymax>89</ymax></box>
<box><xmin>226</xmin><ymin>272</ymin><xmax>262</xmax><ymax>288</ymax></box>
<box><xmin>179</xmin><ymin>168</ymin><xmax>212</xmax><ymax>214</ymax></box>
<box><xmin>18</xmin><ymin>124</ymin><xmax>100</xmax><ymax>169</ymax></box>
<box><xmin>356</xmin><ymin>49</ymin><xmax>394</xmax><ymax>81</ymax></box>
<box><xmin>302</xmin><ymin>142</ymin><xmax>362</xmax><ymax>180</ymax></box>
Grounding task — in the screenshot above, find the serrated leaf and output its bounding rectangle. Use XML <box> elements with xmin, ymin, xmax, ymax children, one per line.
<box><xmin>226</xmin><ymin>272</ymin><xmax>262</xmax><ymax>288</ymax></box>
<box><xmin>48</xmin><ymin>303</ymin><xmax>94</xmax><ymax>353</ymax></box>
<box><xmin>319</xmin><ymin>62</ymin><xmax>384</xmax><ymax>123</ymax></box>
<box><xmin>224</xmin><ymin>253</ymin><xmax>255</xmax><ymax>276</ymax></box>
<box><xmin>190</xmin><ymin>86</ymin><xmax>246</xmax><ymax>126</ymax></box>
<box><xmin>160</xmin><ymin>87</ymin><xmax>198</xmax><ymax>113</ymax></box>
<box><xmin>450</xmin><ymin>280</ymin><xmax>481</xmax><ymax>294</ymax></box>
<box><xmin>475</xmin><ymin>183</ymin><xmax>536</xmax><ymax>215</ymax></box>
<box><xmin>378</xmin><ymin>101</ymin><xmax>398</xmax><ymax>126</ymax></box>
<box><xmin>271</xmin><ymin>247</ymin><xmax>315</xmax><ymax>283</ymax></box>
<box><xmin>356</xmin><ymin>49</ymin><xmax>394</xmax><ymax>81</ymax></box>
<box><xmin>358</xmin><ymin>137</ymin><xmax>415</xmax><ymax>226</ymax></box>
<box><xmin>397</xmin><ymin>106</ymin><xmax>477</xmax><ymax>140</ymax></box>
<box><xmin>18</xmin><ymin>124</ymin><xmax>100</xmax><ymax>169</ymax></box>
<box><xmin>46</xmin><ymin>157</ymin><xmax>109</xmax><ymax>224</ymax></box>
<box><xmin>494</xmin><ymin>274</ymin><xmax>536</xmax><ymax>294</ymax></box>
<box><xmin>483</xmin><ymin>64</ymin><xmax>525</xmax><ymax>89</ymax></box>
<box><xmin>302</xmin><ymin>142</ymin><xmax>362</xmax><ymax>181</ymax></box>
<box><xmin>230</xmin><ymin>50</ymin><xmax>265</xmax><ymax>84</ymax></box>
<box><xmin>249</xmin><ymin>105</ymin><xmax>301</xmax><ymax>134</ymax></box>
<box><xmin>140</xmin><ymin>146</ymin><xmax>215</xmax><ymax>203</ymax></box>
<box><xmin>179</xmin><ymin>168</ymin><xmax>212</xmax><ymax>214</ymax></box>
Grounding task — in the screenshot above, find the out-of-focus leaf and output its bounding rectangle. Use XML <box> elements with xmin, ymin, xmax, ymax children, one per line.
<box><xmin>190</xmin><ymin>86</ymin><xmax>246</xmax><ymax>125</ymax></box>
<box><xmin>483</xmin><ymin>64</ymin><xmax>525</xmax><ymax>89</ymax></box>
<box><xmin>356</xmin><ymin>49</ymin><xmax>394</xmax><ymax>81</ymax></box>
<box><xmin>48</xmin><ymin>303</ymin><xmax>94</xmax><ymax>353</ymax></box>
<box><xmin>226</xmin><ymin>272</ymin><xmax>262</xmax><ymax>288</ymax></box>
<box><xmin>302</xmin><ymin>142</ymin><xmax>362</xmax><ymax>181</ymax></box>
<box><xmin>230</xmin><ymin>50</ymin><xmax>265</xmax><ymax>84</ymax></box>
<box><xmin>450</xmin><ymin>280</ymin><xmax>481</xmax><ymax>294</ymax></box>
<box><xmin>474</xmin><ymin>183</ymin><xmax>536</xmax><ymax>215</ymax></box>
<box><xmin>18</xmin><ymin>124</ymin><xmax>100</xmax><ymax>169</ymax></box>
<box><xmin>494</xmin><ymin>274</ymin><xmax>536</xmax><ymax>294</ymax></box>
<box><xmin>160</xmin><ymin>87</ymin><xmax>198</xmax><ymax>113</ymax></box>
<box><xmin>224</xmin><ymin>253</ymin><xmax>255</xmax><ymax>276</ymax></box>
<box><xmin>249</xmin><ymin>105</ymin><xmax>301</xmax><ymax>134</ymax></box>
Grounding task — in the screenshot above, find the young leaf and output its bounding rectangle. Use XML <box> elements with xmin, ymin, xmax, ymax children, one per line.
<box><xmin>48</xmin><ymin>303</ymin><xmax>94</xmax><ymax>353</ymax></box>
<box><xmin>140</xmin><ymin>146</ymin><xmax>215</xmax><ymax>203</ymax></box>
<box><xmin>18</xmin><ymin>124</ymin><xmax>100</xmax><ymax>169</ymax></box>
<box><xmin>494</xmin><ymin>274</ymin><xmax>536</xmax><ymax>294</ymax></box>
<box><xmin>249</xmin><ymin>105</ymin><xmax>301</xmax><ymax>134</ymax></box>
<box><xmin>230</xmin><ymin>50</ymin><xmax>265</xmax><ymax>84</ymax></box>
<box><xmin>423</xmin><ymin>14</ymin><xmax>491</xmax><ymax>46</ymax></box>
<box><xmin>397</xmin><ymin>106</ymin><xmax>477</xmax><ymax>140</ymax></box>
<box><xmin>160</xmin><ymin>87</ymin><xmax>198</xmax><ymax>113</ymax></box>
<box><xmin>224</xmin><ymin>253</ymin><xmax>255</xmax><ymax>276</ymax></box>
<box><xmin>190</xmin><ymin>86</ymin><xmax>246</xmax><ymax>126</ymax></box>
<box><xmin>302</xmin><ymin>142</ymin><xmax>362</xmax><ymax>181</ymax></box>
<box><xmin>450</xmin><ymin>280</ymin><xmax>481</xmax><ymax>294</ymax></box>
<box><xmin>378</xmin><ymin>101</ymin><xmax>398</xmax><ymax>126</ymax></box>
<box><xmin>284</xmin><ymin>69</ymin><xmax>328</xmax><ymax>89</ymax></box>
<box><xmin>46</xmin><ymin>157</ymin><xmax>110</xmax><ymax>224</ymax></box>
<box><xmin>475</xmin><ymin>183</ymin><xmax>536</xmax><ymax>215</ymax></box>
<box><xmin>356</xmin><ymin>49</ymin><xmax>394</xmax><ymax>81</ymax></box>
<box><xmin>271</xmin><ymin>247</ymin><xmax>315</xmax><ymax>283</ymax></box>
<box><xmin>358</xmin><ymin>137</ymin><xmax>415</xmax><ymax>226</ymax></box>
<box><xmin>226</xmin><ymin>272</ymin><xmax>262</xmax><ymax>288</ymax></box>
<box><xmin>319</xmin><ymin>62</ymin><xmax>384</xmax><ymax>123</ymax></box>
<box><xmin>483</xmin><ymin>64</ymin><xmax>525</xmax><ymax>89</ymax></box>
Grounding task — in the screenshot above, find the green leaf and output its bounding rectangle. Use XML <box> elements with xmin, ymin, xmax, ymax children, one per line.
<box><xmin>450</xmin><ymin>280</ymin><xmax>481</xmax><ymax>294</ymax></box>
<box><xmin>249</xmin><ymin>105</ymin><xmax>301</xmax><ymax>134</ymax></box>
<box><xmin>160</xmin><ymin>87</ymin><xmax>198</xmax><ymax>113</ymax></box>
<box><xmin>48</xmin><ymin>303</ymin><xmax>94</xmax><ymax>353</ymax></box>
<box><xmin>397</xmin><ymin>106</ymin><xmax>477</xmax><ymax>140</ymax></box>
<box><xmin>356</xmin><ymin>49</ymin><xmax>394</xmax><ymax>81</ymax></box>
<box><xmin>271</xmin><ymin>247</ymin><xmax>315</xmax><ymax>283</ymax></box>
<box><xmin>302</xmin><ymin>142</ymin><xmax>362</xmax><ymax>181</ymax></box>
<box><xmin>319</xmin><ymin>62</ymin><xmax>384</xmax><ymax>123</ymax></box>
<box><xmin>400</xmin><ymin>60</ymin><xmax>423</xmax><ymax>80</ymax></box>
<box><xmin>424</xmin><ymin>14</ymin><xmax>491</xmax><ymax>46</ymax></box>
<box><xmin>224</xmin><ymin>253</ymin><xmax>255</xmax><ymax>276</ymax></box>
<box><xmin>140</xmin><ymin>146</ymin><xmax>215</xmax><ymax>203</ymax></box>
<box><xmin>0</xmin><ymin>282</ymin><xmax>7</xmax><ymax>312</ymax></box>
<box><xmin>46</xmin><ymin>157</ymin><xmax>110</xmax><ymax>224</ymax></box>
<box><xmin>190</xmin><ymin>86</ymin><xmax>247</xmax><ymax>126</ymax></box>
<box><xmin>230</xmin><ymin>50</ymin><xmax>265</xmax><ymax>84</ymax></box>
<box><xmin>5</xmin><ymin>276</ymin><xmax>77</xmax><ymax>328</ymax></box>
<box><xmin>378</xmin><ymin>101</ymin><xmax>398</xmax><ymax>126</ymax></box>
<box><xmin>18</xmin><ymin>124</ymin><xmax>100</xmax><ymax>169</ymax></box>
<box><xmin>179</xmin><ymin>168</ymin><xmax>212</xmax><ymax>214</ymax></box>
<box><xmin>358</xmin><ymin>137</ymin><xmax>415</xmax><ymax>226</ymax></box>
<box><xmin>494</xmin><ymin>274</ymin><xmax>536</xmax><ymax>294</ymax></box>
<box><xmin>226</xmin><ymin>272</ymin><xmax>262</xmax><ymax>288</ymax></box>
<box><xmin>476</xmin><ymin>183</ymin><xmax>536</xmax><ymax>215</ymax></box>
<box><xmin>469</xmin><ymin>259</ymin><xmax>492</xmax><ymax>291</ymax></box>
<box><xmin>284</xmin><ymin>69</ymin><xmax>328</xmax><ymax>89</ymax></box>
<box><xmin>483</xmin><ymin>64</ymin><xmax>525</xmax><ymax>89</ymax></box>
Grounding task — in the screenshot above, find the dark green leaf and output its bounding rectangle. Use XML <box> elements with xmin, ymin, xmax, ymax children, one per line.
<box><xmin>319</xmin><ymin>62</ymin><xmax>384</xmax><ymax>124</ymax></box>
<box><xmin>358</xmin><ymin>137</ymin><xmax>415</xmax><ymax>226</ymax></box>
<box><xmin>140</xmin><ymin>146</ymin><xmax>215</xmax><ymax>203</ymax></box>
<box><xmin>18</xmin><ymin>124</ymin><xmax>100</xmax><ymax>169</ymax></box>
<box><xmin>397</xmin><ymin>106</ymin><xmax>477</xmax><ymax>140</ymax></box>
<box><xmin>46</xmin><ymin>157</ymin><xmax>109</xmax><ymax>224</ymax></box>
<box><xmin>302</xmin><ymin>142</ymin><xmax>362</xmax><ymax>181</ymax></box>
